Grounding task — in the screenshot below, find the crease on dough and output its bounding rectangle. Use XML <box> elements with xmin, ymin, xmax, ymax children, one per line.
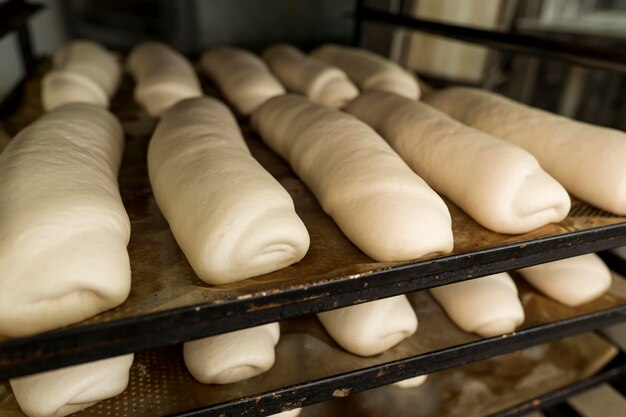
<box><xmin>317</xmin><ymin>295</ymin><xmax>418</xmax><ymax>356</ymax></box>
<box><xmin>183</xmin><ymin>323</ymin><xmax>280</xmax><ymax>384</ymax></box>
<box><xmin>262</xmin><ymin>43</ymin><xmax>358</xmax><ymax>108</ymax></box>
<box><xmin>127</xmin><ymin>41</ymin><xmax>203</xmax><ymax>117</ymax></box>
<box><xmin>42</xmin><ymin>40</ymin><xmax>121</xmax><ymax>111</ymax></box>
<box><xmin>200</xmin><ymin>46</ymin><xmax>286</xmax><ymax>116</ymax></box>
<box><xmin>429</xmin><ymin>273</ymin><xmax>525</xmax><ymax>337</ymax></box>
<box><xmin>0</xmin><ymin>104</ymin><xmax>130</xmax><ymax>338</ymax></box>
<box><xmin>148</xmin><ymin>97</ymin><xmax>309</xmax><ymax>285</ymax></box>
<box><xmin>517</xmin><ymin>253</ymin><xmax>612</xmax><ymax>307</ymax></box>
<box><xmin>425</xmin><ymin>87</ymin><xmax>626</xmax><ymax>215</ymax></box>
<box><xmin>310</xmin><ymin>44</ymin><xmax>419</xmax><ymax>99</ymax></box>
<box><xmin>251</xmin><ymin>94</ymin><xmax>453</xmax><ymax>262</ymax></box>
<box><xmin>345</xmin><ymin>91</ymin><xmax>570</xmax><ymax>234</ymax></box>
<box><xmin>10</xmin><ymin>354</ymin><xmax>134</xmax><ymax>417</ymax></box>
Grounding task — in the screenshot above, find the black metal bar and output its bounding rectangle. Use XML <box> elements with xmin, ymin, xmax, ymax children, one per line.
<box><xmin>357</xmin><ymin>7</ymin><xmax>626</xmax><ymax>74</ymax></box>
<box><xmin>170</xmin><ymin>310</ymin><xmax>626</xmax><ymax>416</ymax></box>
<box><xmin>490</xmin><ymin>354</ymin><xmax>626</xmax><ymax>417</ymax></box>
<box><xmin>2</xmin><ymin>222</ymin><xmax>626</xmax><ymax>379</ymax></box>
<box><xmin>352</xmin><ymin>0</ymin><xmax>365</xmax><ymax>47</ymax></box>
<box><xmin>0</xmin><ymin>0</ymin><xmax>41</xmax><ymax>40</ymax></box>
<box><xmin>16</xmin><ymin>22</ymin><xmax>35</xmax><ymax>74</ymax></box>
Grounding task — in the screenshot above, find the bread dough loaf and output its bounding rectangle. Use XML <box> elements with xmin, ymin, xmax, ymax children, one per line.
<box><xmin>429</xmin><ymin>273</ymin><xmax>525</xmax><ymax>337</ymax></box>
<box><xmin>200</xmin><ymin>47</ymin><xmax>286</xmax><ymax>116</ymax></box>
<box><xmin>517</xmin><ymin>253</ymin><xmax>612</xmax><ymax>307</ymax></box>
<box><xmin>251</xmin><ymin>94</ymin><xmax>453</xmax><ymax>261</ymax></box>
<box><xmin>148</xmin><ymin>97</ymin><xmax>309</xmax><ymax>284</ymax></box>
<box><xmin>262</xmin><ymin>44</ymin><xmax>358</xmax><ymax>108</ymax></box>
<box><xmin>310</xmin><ymin>44</ymin><xmax>419</xmax><ymax>99</ymax></box>
<box><xmin>393</xmin><ymin>375</ymin><xmax>428</xmax><ymax>388</ymax></box>
<box><xmin>127</xmin><ymin>42</ymin><xmax>202</xmax><ymax>117</ymax></box>
<box><xmin>42</xmin><ymin>40</ymin><xmax>121</xmax><ymax>111</ymax></box>
<box><xmin>0</xmin><ymin>104</ymin><xmax>130</xmax><ymax>338</ymax></box>
<box><xmin>426</xmin><ymin>87</ymin><xmax>626</xmax><ymax>215</ymax></box>
<box><xmin>183</xmin><ymin>323</ymin><xmax>280</xmax><ymax>384</ymax></box>
<box><xmin>317</xmin><ymin>296</ymin><xmax>418</xmax><ymax>356</ymax></box>
<box><xmin>10</xmin><ymin>354</ymin><xmax>133</xmax><ymax>417</ymax></box>
<box><xmin>345</xmin><ymin>91</ymin><xmax>571</xmax><ymax>234</ymax></box>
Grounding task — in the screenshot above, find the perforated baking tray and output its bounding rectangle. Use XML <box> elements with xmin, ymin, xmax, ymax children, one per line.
<box><xmin>1</xmin><ymin>64</ymin><xmax>626</xmax><ymax>380</ymax></box>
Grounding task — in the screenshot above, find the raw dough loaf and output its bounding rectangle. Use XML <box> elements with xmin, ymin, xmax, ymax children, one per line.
<box><xmin>345</xmin><ymin>91</ymin><xmax>571</xmax><ymax>234</ymax></box>
<box><xmin>127</xmin><ymin>42</ymin><xmax>202</xmax><ymax>117</ymax></box>
<box><xmin>10</xmin><ymin>354</ymin><xmax>134</xmax><ymax>417</ymax></box>
<box><xmin>310</xmin><ymin>44</ymin><xmax>419</xmax><ymax>99</ymax></box>
<box><xmin>317</xmin><ymin>296</ymin><xmax>418</xmax><ymax>356</ymax></box>
<box><xmin>251</xmin><ymin>94</ymin><xmax>453</xmax><ymax>261</ymax></box>
<box><xmin>517</xmin><ymin>253</ymin><xmax>612</xmax><ymax>307</ymax></box>
<box><xmin>263</xmin><ymin>44</ymin><xmax>358</xmax><ymax>108</ymax></box>
<box><xmin>42</xmin><ymin>40</ymin><xmax>121</xmax><ymax>111</ymax></box>
<box><xmin>148</xmin><ymin>97</ymin><xmax>309</xmax><ymax>284</ymax></box>
<box><xmin>429</xmin><ymin>273</ymin><xmax>525</xmax><ymax>337</ymax></box>
<box><xmin>0</xmin><ymin>104</ymin><xmax>131</xmax><ymax>338</ymax></box>
<box><xmin>200</xmin><ymin>47</ymin><xmax>286</xmax><ymax>116</ymax></box>
<box><xmin>426</xmin><ymin>87</ymin><xmax>626</xmax><ymax>215</ymax></box>
<box><xmin>184</xmin><ymin>323</ymin><xmax>280</xmax><ymax>384</ymax></box>
<box><xmin>393</xmin><ymin>375</ymin><xmax>428</xmax><ymax>388</ymax></box>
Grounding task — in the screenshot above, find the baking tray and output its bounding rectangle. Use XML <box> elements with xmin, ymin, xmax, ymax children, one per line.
<box><xmin>0</xmin><ymin>314</ymin><xmax>619</xmax><ymax>417</ymax></box>
<box><xmin>1</xmin><ymin>64</ymin><xmax>626</xmax><ymax>379</ymax></box>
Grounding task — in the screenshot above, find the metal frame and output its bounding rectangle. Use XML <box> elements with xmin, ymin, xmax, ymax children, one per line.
<box><xmin>2</xmin><ymin>224</ymin><xmax>626</xmax><ymax>379</ymax></box>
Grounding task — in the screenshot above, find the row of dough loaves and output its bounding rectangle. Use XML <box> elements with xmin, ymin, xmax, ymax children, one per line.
<box><xmin>8</xmin><ymin>252</ymin><xmax>612</xmax><ymax>416</ymax></box>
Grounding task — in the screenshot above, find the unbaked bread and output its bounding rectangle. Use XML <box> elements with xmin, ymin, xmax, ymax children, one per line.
<box><xmin>42</xmin><ymin>40</ymin><xmax>121</xmax><ymax>111</ymax></box>
<box><xmin>310</xmin><ymin>44</ymin><xmax>419</xmax><ymax>99</ymax></box>
<box><xmin>200</xmin><ymin>46</ymin><xmax>286</xmax><ymax>116</ymax></box>
<box><xmin>183</xmin><ymin>323</ymin><xmax>280</xmax><ymax>384</ymax></box>
<box><xmin>345</xmin><ymin>91</ymin><xmax>571</xmax><ymax>234</ymax></box>
<box><xmin>429</xmin><ymin>273</ymin><xmax>525</xmax><ymax>337</ymax></box>
<box><xmin>317</xmin><ymin>296</ymin><xmax>418</xmax><ymax>356</ymax></box>
<box><xmin>251</xmin><ymin>94</ymin><xmax>453</xmax><ymax>261</ymax></box>
<box><xmin>127</xmin><ymin>42</ymin><xmax>202</xmax><ymax>117</ymax></box>
<box><xmin>148</xmin><ymin>97</ymin><xmax>309</xmax><ymax>284</ymax></box>
<box><xmin>393</xmin><ymin>375</ymin><xmax>428</xmax><ymax>388</ymax></box>
<box><xmin>0</xmin><ymin>104</ymin><xmax>130</xmax><ymax>338</ymax></box>
<box><xmin>517</xmin><ymin>253</ymin><xmax>612</xmax><ymax>307</ymax></box>
<box><xmin>10</xmin><ymin>354</ymin><xmax>134</xmax><ymax>417</ymax></box>
<box><xmin>426</xmin><ymin>87</ymin><xmax>626</xmax><ymax>215</ymax></box>
<box><xmin>262</xmin><ymin>44</ymin><xmax>358</xmax><ymax>108</ymax></box>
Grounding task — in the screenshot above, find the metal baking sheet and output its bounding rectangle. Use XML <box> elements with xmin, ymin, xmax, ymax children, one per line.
<box><xmin>1</xmin><ymin>273</ymin><xmax>625</xmax><ymax>416</ymax></box>
<box><xmin>1</xmin><ymin>65</ymin><xmax>626</xmax><ymax>379</ymax></box>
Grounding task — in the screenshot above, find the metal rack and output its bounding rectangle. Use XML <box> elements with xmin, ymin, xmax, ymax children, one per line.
<box><xmin>1</xmin><ymin>1</ymin><xmax>626</xmax><ymax>416</ymax></box>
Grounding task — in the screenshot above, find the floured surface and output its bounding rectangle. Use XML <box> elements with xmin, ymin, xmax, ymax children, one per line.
<box><xmin>0</xmin><ymin>275</ymin><xmax>622</xmax><ymax>416</ymax></box>
<box><xmin>1</xmin><ymin>63</ymin><xmax>626</xmax><ymax>336</ymax></box>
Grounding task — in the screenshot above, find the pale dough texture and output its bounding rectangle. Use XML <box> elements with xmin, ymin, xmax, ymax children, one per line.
<box><xmin>517</xmin><ymin>253</ymin><xmax>612</xmax><ymax>307</ymax></box>
<box><xmin>200</xmin><ymin>46</ymin><xmax>286</xmax><ymax>116</ymax></box>
<box><xmin>310</xmin><ymin>44</ymin><xmax>420</xmax><ymax>99</ymax></box>
<box><xmin>317</xmin><ymin>296</ymin><xmax>418</xmax><ymax>356</ymax></box>
<box><xmin>426</xmin><ymin>87</ymin><xmax>626</xmax><ymax>215</ymax></box>
<box><xmin>183</xmin><ymin>323</ymin><xmax>280</xmax><ymax>384</ymax></box>
<box><xmin>0</xmin><ymin>104</ymin><xmax>131</xmax><ymax>338</ymax></box>
<box><xmin>263</xmin><ymin>44</ymin><xmax>358</xmax><ymax>108</ymax></box>
<box><xmin>345</xmin><ymin>91</ymin><xmax>571</xmax><ymax>234</ymax></box>
<box><xmin>127</xmin><ymin>42</ymin><xmax>203</xmax><ymax>117</ymax></box>
<box><xmin>10</xmin><ymin>354</ymin><xmax>134</xmax><ymax>417</ymax></box>
<box><xmin>393</xmin><ymin>374</ymin><xmax>428</xmax><ymax>388</ymax></box>
<box><xmin>252</xmin><ymin>94</ymin><xmax>453</xmax><ymax>261</ymax></box>
<box><xmin>42</xmin><ymin>40</ymin><xmax>121</xmax><ymax>111</ymax></box>
<box><xmin>429</xmin><ymin>273</ymin><xmax>525</xmax><ymax>337</ymax></box>
<box><xmin>148</xmin><ymin>97</ymin><xmax>309</xmax><ymax>284</ymax></box>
